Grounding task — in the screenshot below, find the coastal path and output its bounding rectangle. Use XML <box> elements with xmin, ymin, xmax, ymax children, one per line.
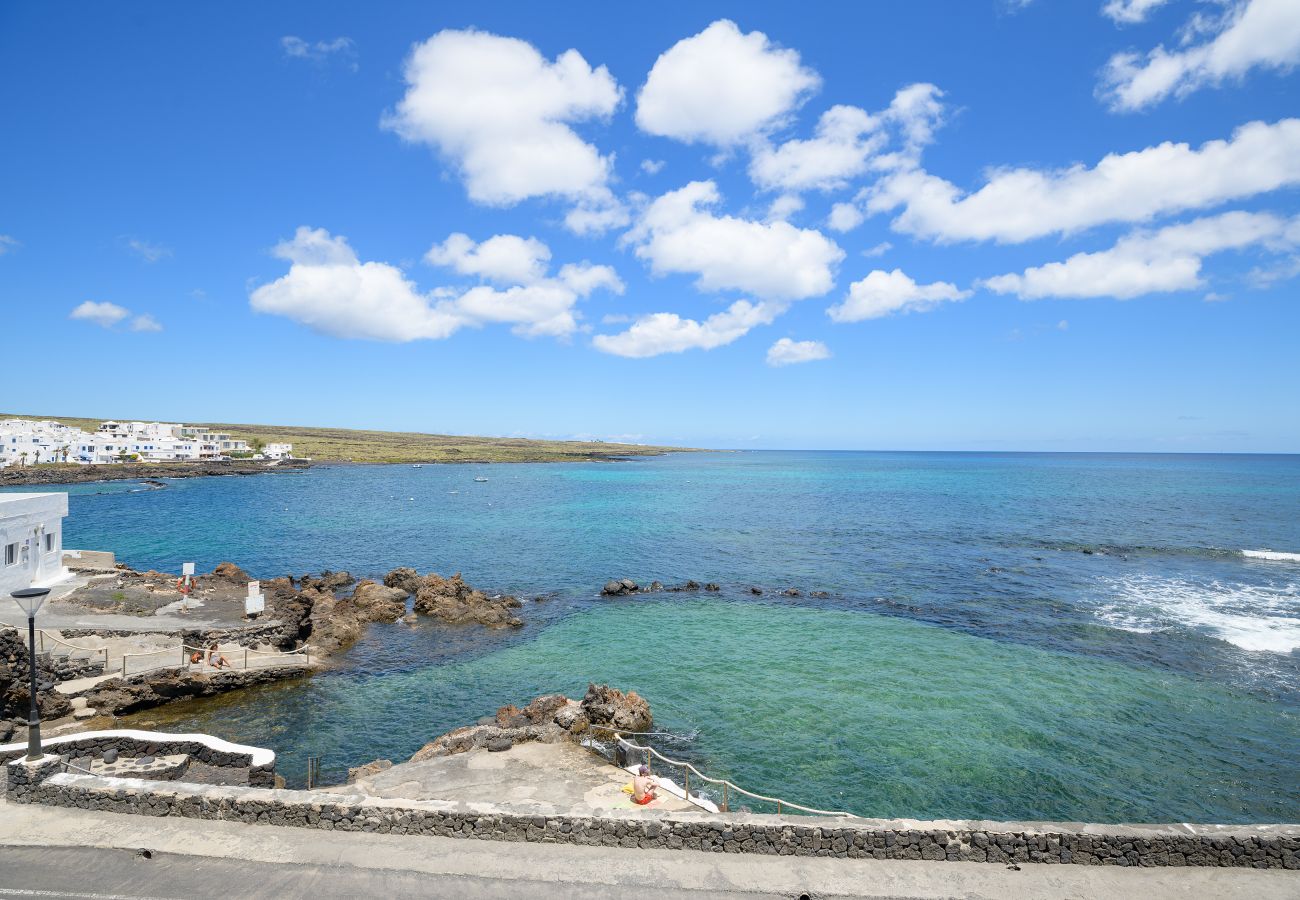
<box><xmin>1</xmin><ymin>795</ymin><xmax>1294</xmax><ymax>899</ymax></box>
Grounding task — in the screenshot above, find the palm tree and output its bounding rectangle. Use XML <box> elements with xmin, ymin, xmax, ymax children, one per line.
<box><xmin>59</xmin><ymin>444</ymin><xmax>70</xmax><ymax>463</ymax></box>
<box><xmin>17</xmin><ymin>451</ymin><xmax>27</xmax><ymax>467</ymax></box>
<box><xmin>32</xmin><ymin>449</ymin><xmax>42</xmax><ymax>464</ymax></box>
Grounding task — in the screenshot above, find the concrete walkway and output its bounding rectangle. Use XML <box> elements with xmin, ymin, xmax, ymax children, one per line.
<box><xmin>340</xmin><ymin>742</ymin><xmax>697</xmax><ymax>814</ymax></box>
<box><xmin>0</xmin><ymin>796</ymin><xmax>1295</xmax><ymax>899</ymax></box>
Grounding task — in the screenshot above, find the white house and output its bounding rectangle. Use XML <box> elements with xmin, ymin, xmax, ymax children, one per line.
<box><xmin>262</xmin><ymin>443</ymin><xmax>294</xmax><ymax>460</ymax></box>
<box><xmin>0</xmin><ymin>493</ymin><xmax>69</xmax><ymax>596</ymax></box>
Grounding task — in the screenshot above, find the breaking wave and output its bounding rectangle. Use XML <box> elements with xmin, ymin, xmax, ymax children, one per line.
<box><xmin>1096</xmin><ymin>574</ymin><xmax>1300</xmax><ymax>654</ymax></box>
<box><xmin>1242</xmin><ymin>549</ymin><xmax>1300</xmax><ymax>563</ymax></box>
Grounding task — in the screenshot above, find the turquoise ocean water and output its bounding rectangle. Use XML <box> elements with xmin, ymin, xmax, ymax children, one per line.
<box><xmin>9</xmin><ymin>451</ymin><xmax>1299</xmax><ymax>823</ymax></box>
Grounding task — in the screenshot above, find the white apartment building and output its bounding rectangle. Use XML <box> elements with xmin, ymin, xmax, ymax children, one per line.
<box><xmin>0</xmin><ymin>419</ymin><xmax>280</xmax><ymax>466</ymax></box>
<box><xmin>0</xmin><ymin>493</ymin><xmax>68</xmax><ymax>595</ymax></box>
<box><xmin>0</xmin><ymin>419</ymin><xmax>84</xmax><ymax>466</ymax></box>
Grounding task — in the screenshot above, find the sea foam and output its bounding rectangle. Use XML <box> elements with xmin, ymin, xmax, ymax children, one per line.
<box><xmin>1096</xmin><ymin>574</ymin><xmax>1300</xmax><ymax>654</ymax></box>
<box><xmin>1242</xmin><ymin>549</ymin><xmax>1300</xmax><ymax>563</ymax></box>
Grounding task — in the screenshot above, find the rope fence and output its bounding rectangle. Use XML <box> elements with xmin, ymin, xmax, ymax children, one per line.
<box><xmin>587</xmin><ymin>727</ymin><xmax>855</xmax><ymax>819</ymax></box>
<box><xmin>120</xmin><ymin>642</ymin><xmax>313</xmax><ymax>678</ymax></box>
<box><xmin>0</xmin><ymin>621</ymin><xmax>110</xmax><ymax>669</ymax></box>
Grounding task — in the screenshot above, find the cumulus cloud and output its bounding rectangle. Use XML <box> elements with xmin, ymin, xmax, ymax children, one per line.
<box><xmin>635</xmin><ymin>20</ymin><xmax>819</xmax><ymax>146</ymax></box>
<box><xmin>983</xmin><ymin>210</ymin><xmax>1300</xmax><ymax>299</ymax></box>
<box><xmin>766</xmin><ymin>337</ymin><xmax>831</xmax><ymax>367</ymax></box>
<box><xmin>382</xmin><ymin>29</ymin><xmax>624</xmax><ymax>230</ymax></box>
<box><xmin>126</xmin><ymin>238</ymin><xmax>171</xmax><ymax>262</ymax></box>
<box><xmin>827</xmin><ymin>202</ymin><xmax>866</xmax><ymax>233</ymax></box>
<box><xmin>1101</xmin><ymin>0</ymin><xmax>1173</xmax><ymax>25</ymax></box>
<box><xmin>640</xmin><ymin>159</ymin><xmax>665</xmax><ymax>175</ymax></box>
<box><xmin>749</xmin><ymin>105</ymin><xmax>883</xmax><ymax>193</ymax></box>
<box><xmin>426</xmin><ymin>233</ymin><xmax>551</xmax><ymax>285</ymax></box>
<box><xmin>251</xmin><ymin>227</ymin><xmax>621</xmax><ymax>342</ymax></box>
<box><xmin>766</xmin><ymin>194</ymin><xmax>805</xmax><ymax>222</ymax></box>
<box><xmin>828</xmin><ymin>269</ymin><xmax>969</xmax><ymax>322</ymax></box>
<box><xmin>1100</xmin><ymin>0</ymin><xmax>1300</xmax><ymax>111</ymax></box>
<box><xmin>0</xmin><ymin>235</ymin><xmax>18</xmax><ymax>255</ymax></box>
<box><xmin>868</xmin><ymin>118</ymin><xmax>1300</xmax><ymax>243</ymax></box>
<box><xmin>628</xmin><ymin>180</ymin><xmax>843</xmax><ymax>300</ymax></box>
<box><xmin>281</xmin><ymin>36</ymin><xmax>357</xmax><ymax>70</ymax></box>
<box><xmin>129</xmin><ymin>314</ymin><xmax>163</xmax><ymax>333</ymax></box>
<box><xmin>593</xmin><ymin>299</ymin><xmax>783</xmax><ymax>358</ymax></box>
<box><xmin>69</xmin><ymin>301</ymin><xmax>130</xmax><ymax>328</ymax></box>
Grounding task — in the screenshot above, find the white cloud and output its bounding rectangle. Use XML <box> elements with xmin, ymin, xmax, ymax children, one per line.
<box><xmin>869</xmin><ymin>118</ymin><xmax>1300</xmax><ymax>243</ymax></box>
<box><xmin>252</xmin><ymin>228</ymin><xmax>462</xmax><ymax>341</ymax></box>
<box><xmin>69</xmin><ymin>301</ymin><xmax>130</xmax><ymax>328</ymax></box>
<box><xmin>635</xmin><ymin>20</ymin><xmax>819</xmax><ymax>146</ymax></box>
<box><xmin>862</xmin><ymin>241</ymin><xmax>893</xmax><ymax>258</ymax></box>
<box><xmin>749</xmin><ymin>105</ymin><xmax>882</xmax><ymax>193</ymax></box>
<box><xmin>750</xmin><ymin>84</ymin><xmax>944</xmax><ymax>197</ymax></box>
<box><xmin>593</xmin><ymin>299</ymin><xmax>783</xmax><ymax>358</ymax></box>
<box><xmin>129</xmin><ymin>314</ymin><xmax>163</xmax><ymax>333</ymax></box>
<box><xmin>0</xmin><ymin>235</ymin><xmax>18</xmax><ymax>254</ymax></box>
<box><xmin>382</xmin><ymin>29</ymin><xmax>624</xmax><ymax>229</ymax></box>
<box><xmin>828</xmin><ymin>269</ymin><xmax>969</xmax><ymax>322</ymax></box>
<box><xmin>252</xmin><ymin>227</ymin><xmax>622</xmax><ymax>343</ymax></box>
<box><xmin>766</xmin><ymin>194</ymin><xmax>805</xmax><ymax>222</ymax></box>
<box><xmin>640</xmin><ymin>159</ymin><xmax>665</xmax><ymax>175</ymax></box>
<box><xmin>1101</xmin><ymin>0</ymin><xmax>1173</xmax><ymax>25</ymax></box>
<box><xmin>281</xmin><ymin>36</ymin><xmax>357</xmax><ymax>69</ymax></box>
<box><xmin>766</xmin><ymin>337</ymin><xmax>831</xmax><ymax>366</ymax></box>
<box><xmin>628</xmin><ymin>180</ymin><xmax>843</xmax><ymax>300</ymax></box>
<box><xmin>827</xmin><ymin>202</ymin><xmax>865</xmax><ymax>232</ymax></box>
<box><xmin>126</xmin><ymin>238</ymin><xmax>171</xmax><ymax>262</ymax></box>
<box><xmin>426</xmin><ymin>233</ymin><xmax>551</xmax><ymax>285</ymax></box>
<box><xmin>983</xmin><ymin>210</ymin><xmax>1300</xmax><ymax>299</ymax></box>
<box><xmin>1100</xmin><ymin>0</ymin><xmax>1300</xmax><ymax>111</ymax></box>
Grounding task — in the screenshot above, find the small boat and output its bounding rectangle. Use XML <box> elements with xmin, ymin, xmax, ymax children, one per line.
<box><xmin>474</xmin><ymin>476</ymin><xmax>488</xmax><ymax>483</ymax></box>
<box><xmin>412</xmin><ymin>464</ymin><xmax>423</xmax><ymax>468</ymax></box>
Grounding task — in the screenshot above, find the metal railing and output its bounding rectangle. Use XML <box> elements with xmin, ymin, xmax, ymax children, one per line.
<box><xmin>590</xmin><ymin>728</ymin><xmax>855</xmax><ymax>819</ymax></box>
<box><xmin>0</xmin><ymin>621</ymin><xmax>110</xmax><ymax>669</ymax></box>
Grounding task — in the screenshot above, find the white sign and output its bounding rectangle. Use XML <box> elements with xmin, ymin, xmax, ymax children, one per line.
<box><xmin>245</xmin><ymin>581</ymin><xmax>264</xmax><ymax>616</ymax></box>
<box><xmin>182</xmin><ymin>562</ymin><xmax>195</xmax><ymax>576</ymax></box>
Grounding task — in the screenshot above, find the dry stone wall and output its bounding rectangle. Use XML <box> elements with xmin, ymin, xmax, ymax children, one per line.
<box><xmin>7</xmin><ymin>769</ymin><xmax>1297</xmax><ymax>870</ymax></box>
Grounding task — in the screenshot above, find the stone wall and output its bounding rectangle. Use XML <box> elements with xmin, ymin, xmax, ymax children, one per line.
<box><xmin>8</xmin><ymin>770</ymin><xmax>1297</xmax><ymax>870</ymax></box>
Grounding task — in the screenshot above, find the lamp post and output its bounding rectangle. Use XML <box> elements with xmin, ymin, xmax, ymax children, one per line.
<box><xmin>11</xmin><ymin>587</ymin><xmax>51</xmax><ymax>761</ymax></box>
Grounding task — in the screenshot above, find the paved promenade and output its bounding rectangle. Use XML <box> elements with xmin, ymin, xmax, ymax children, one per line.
<box><xmin>0</xmin><ymin>796</ymin><xmax>1295</xmax><ymax>899</ymax></box>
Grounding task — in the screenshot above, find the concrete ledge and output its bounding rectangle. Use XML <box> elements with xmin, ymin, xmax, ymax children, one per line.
<box><xmin>15</xmin><ymin>771</ymin><xmax>1300</xmax><ymax>869</ymax></box>
<box><xmin>0</xmin><ymin>729</ymin><xmax>275</xmax><ymax>769</ymax></box>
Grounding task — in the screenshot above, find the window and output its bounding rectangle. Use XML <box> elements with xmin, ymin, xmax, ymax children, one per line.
<box><xmin>45</xmin><ymin>533</ymin><xmax>54</xmax><ymax>552</ymax></box>
<box><xmin>4</xmin><ymin>543</ymin><xmax>16</xmax><ymax>566</ymax></box>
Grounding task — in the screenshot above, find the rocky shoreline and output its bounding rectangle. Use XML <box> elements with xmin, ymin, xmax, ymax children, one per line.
<box><xmin>0</xmin><ymin>458</ymin><xmax>311</xmax><ymax>486</ymax></box>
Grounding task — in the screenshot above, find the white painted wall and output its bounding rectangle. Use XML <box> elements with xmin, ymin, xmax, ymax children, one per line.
<box><xmin>0</xmin><ymin>493</ymin><xmax>69</xmax><ymax>596</ymax></box>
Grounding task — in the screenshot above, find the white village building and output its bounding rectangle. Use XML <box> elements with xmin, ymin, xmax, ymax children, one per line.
<box><xmin>0</xmin><ymin>493</ymin><xmax>68</xmax><ymax>596</ymax></box>
<box><xmin>262</xmin><ymin>443</ymin><xmax>294</xmax><ymax>460</ymax></box>
<box><xmin>0</xmin><ymin>419</ymin><xmax>282</xmax><ymax>466</ymax></box>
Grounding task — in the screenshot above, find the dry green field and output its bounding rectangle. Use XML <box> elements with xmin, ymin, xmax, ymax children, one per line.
<box><xmin>0</xmin><ymin>414</ymin><xmax>698</xmax><ymax>464</ymax></box>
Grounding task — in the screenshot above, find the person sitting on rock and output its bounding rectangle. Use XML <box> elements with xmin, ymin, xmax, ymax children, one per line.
<box><xmin>206</xmin><ymin>642</ymin><xmax>233</xmax><ymax>670</ymax></box>
<box><xmin>632</xmin><ymin>765</ymin><xmax>659</xmax><ymax>805</ymax></box>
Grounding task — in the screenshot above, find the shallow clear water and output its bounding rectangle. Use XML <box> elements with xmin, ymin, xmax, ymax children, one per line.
<box><xmin>11</xmin><ymin>451</ymin><xmax>1300</xmax><ymax>822</ymax></box>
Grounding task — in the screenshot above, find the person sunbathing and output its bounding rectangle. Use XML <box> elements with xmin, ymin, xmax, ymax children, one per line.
<box><xmin>207</xmin><ymin>643</ymin><xmax>233</xmax><ymax>670</ymax></box>
<box><xmin>632</xmin><ymin>765</ymin><xmax>659</xmax><ymax>805</ymax></box>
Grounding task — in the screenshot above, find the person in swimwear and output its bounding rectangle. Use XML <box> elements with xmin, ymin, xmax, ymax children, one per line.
<box><xmin>207</xmin><ymin>642</ymin><xmax>233</xmax><ymax>670</ymax></box>
<box><xmin>632</xmin><ymin>764</ymin><xmax>659</xmax><ymax>805</ymax></box>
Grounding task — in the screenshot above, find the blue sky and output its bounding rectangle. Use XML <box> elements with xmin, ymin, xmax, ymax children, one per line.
<box><xmin>1</xmin><ymin>1</ymin><xmax>1297</xmax><ymax>451</ymax></box>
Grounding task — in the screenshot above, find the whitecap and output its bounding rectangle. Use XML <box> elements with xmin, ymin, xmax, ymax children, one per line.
<box><xmin>1096</xmin><ymin>574</ymin><xmax>1300</xmax><ymax>654</ymax></box>
<box><xmin>1242</xmin><ymin>549</ymin><xmax>1300</xmax><ymax>563</ymax></box>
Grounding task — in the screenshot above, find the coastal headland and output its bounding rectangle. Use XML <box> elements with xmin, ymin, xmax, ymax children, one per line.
<box><xmin>0</xmin><ymin>413</ymin><xmax>699</xmax><ymax>465</ymax></box>
<box><xmin>0</xmin><ymin>457</ymin><xmax>311</xmax><ymax>487</ymax></box>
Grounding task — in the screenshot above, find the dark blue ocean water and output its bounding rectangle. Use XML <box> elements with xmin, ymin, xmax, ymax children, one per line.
<box><xmin>11</xmin><ymin>452</ymin><xmax>1300</xmax><ymax>822</ymax></box>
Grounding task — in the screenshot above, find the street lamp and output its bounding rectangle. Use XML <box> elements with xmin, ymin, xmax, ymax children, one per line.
<box><xmin>11</xmin><ymin>587</ymin><xmax>50</xmax><ymax>761</ymax></box>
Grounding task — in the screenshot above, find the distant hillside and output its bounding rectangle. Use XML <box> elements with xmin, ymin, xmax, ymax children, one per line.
<box><xmin>0</xmin><ymin>414</ymin><xmax>698</xmax><ymax>464</ymax></box>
